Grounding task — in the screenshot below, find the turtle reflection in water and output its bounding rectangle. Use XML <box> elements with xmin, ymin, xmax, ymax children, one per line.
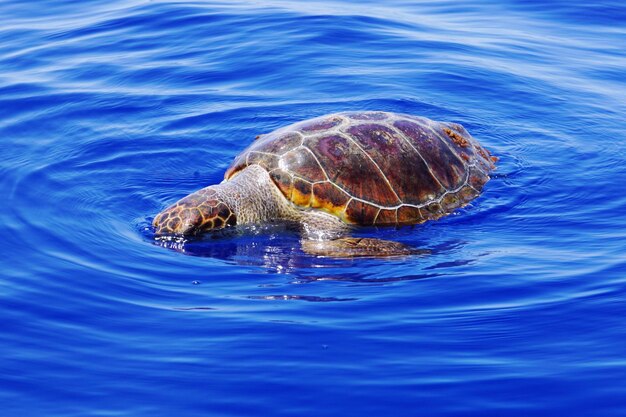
<box><xmin>153</xmin><ymin>111</ymin><xmax>497</xmax><ymax>257</ymax></box>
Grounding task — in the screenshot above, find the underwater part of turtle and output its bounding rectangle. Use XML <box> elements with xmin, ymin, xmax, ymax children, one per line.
<box><xmin>153</xmin><ymin>111</ymin><xmax>498</xmax><ymax>257</ymax></box>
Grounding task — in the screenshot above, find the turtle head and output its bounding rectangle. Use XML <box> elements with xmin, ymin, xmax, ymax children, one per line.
<box><xmin>153</xmin><ymin>186</ymin><xmax>237</xmax><ymax>236</ymax></box>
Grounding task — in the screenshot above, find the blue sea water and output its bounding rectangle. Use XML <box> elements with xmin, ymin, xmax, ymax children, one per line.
<box><xmin>2</xmin><ymin>0</ymin><xmax>626</xmax><ymax>415</ymax></box>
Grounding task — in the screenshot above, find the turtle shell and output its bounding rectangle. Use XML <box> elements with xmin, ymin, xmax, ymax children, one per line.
<box><xmin>224</xmin><ymin>111</ymin><xmax>497</xmax><ymax>226</ymax></box>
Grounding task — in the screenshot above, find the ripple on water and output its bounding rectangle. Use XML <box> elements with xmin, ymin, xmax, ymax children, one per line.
<box><xmin>2</xmin><ymin>0</ymin><xmax>626</xmax><ymax>415</ymax></box>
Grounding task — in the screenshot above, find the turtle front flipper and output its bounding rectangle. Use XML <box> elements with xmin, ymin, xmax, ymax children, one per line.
<box><xmin>301</xmin><ymin>237</ymin><xmax>429</xmax><ymax>258</ymax></box>
<box><xmin>297</xmin><ymin>210</ymin><xmax>427</xmax><ymax>258</ymax></box>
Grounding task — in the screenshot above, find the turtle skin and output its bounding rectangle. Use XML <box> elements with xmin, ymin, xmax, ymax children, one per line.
<box><xmin>225</xmin><ymin>111</ymin><xmax>497</xmax><ymax>226</ymax></box>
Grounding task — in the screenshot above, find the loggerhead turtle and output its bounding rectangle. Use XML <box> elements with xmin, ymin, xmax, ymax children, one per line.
<box><xmin>153</xmin><ymin>111</ymin><xmax>497</xmax><ymax>257</ymax></box>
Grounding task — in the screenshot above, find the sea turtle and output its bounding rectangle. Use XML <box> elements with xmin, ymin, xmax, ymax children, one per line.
<box><xmin>153</xmin><ymin>111</ymin><xmax>497</xmax><ymax>257</ymax></box>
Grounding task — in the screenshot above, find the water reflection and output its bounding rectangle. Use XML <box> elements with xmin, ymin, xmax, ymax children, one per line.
<box><xmin>153</xmin><ymin>225</ymin><xmax>309</xmax><ymax>272</ymax></box>
<box><xmin>152</xmin><ymin>223</ymin><xmax>439</xmax><ymax>273</ymax></box>
<box><xmin>289</xmin><ymin>272</ymin><xmax>444</xmax><ymax>284</ymax></box>
<box><xmin>247</xmin><ymin>294</ymin><xmax>358</xmax><ymax>302</ymax></box>
<box><xmin>146</xmin><ymin>221</ymin><xmax>488</xmax><ymax>308</ymax></box>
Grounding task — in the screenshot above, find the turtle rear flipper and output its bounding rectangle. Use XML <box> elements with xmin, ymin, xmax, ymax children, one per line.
<box><xmin>301</xmin><ymin>237</ymin><xmax>429</xmax><ymax>258</ymax></box>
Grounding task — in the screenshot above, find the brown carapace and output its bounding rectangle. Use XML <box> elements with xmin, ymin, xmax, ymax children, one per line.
<box><xmin>224</xmin><ymin>112</ymin><xmax>497</xmax><ymax>225</ymax></box>
<box><xmin>153</xmin><ymin>111</ymin><xmax>497</xmax><ymax>257</ymax></box>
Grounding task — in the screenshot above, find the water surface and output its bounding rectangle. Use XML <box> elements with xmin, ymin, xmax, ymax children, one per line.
<box><xmin>2</xmin><ymin>0</ymin><xmax>626</xmax><ymax>415</ymax></box>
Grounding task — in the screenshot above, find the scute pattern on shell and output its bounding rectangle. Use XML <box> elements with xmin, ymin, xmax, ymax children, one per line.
<box><xmin>224</xmin><ymin>111</ymin><xmax>497</xmax><ymax>226</ymax></box>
